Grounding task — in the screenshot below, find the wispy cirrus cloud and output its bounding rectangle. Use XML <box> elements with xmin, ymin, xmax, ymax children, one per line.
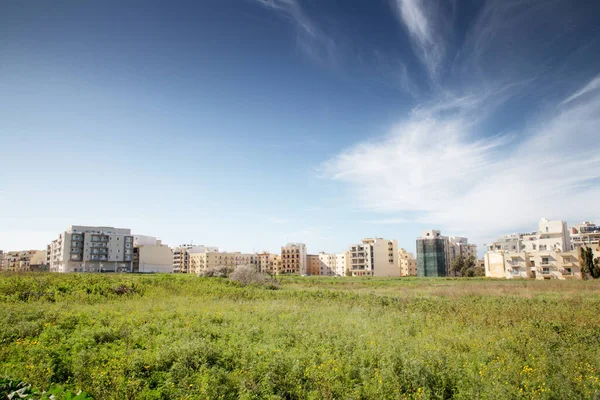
<box><xmin>252</xmin><ymin>0</ymin><xmax>338</xmax><ymax>67</ymax></box>
<box><xmin>323</xmin><ymin>0</ymin><xmax>600</xmax><ymax>247</ymax></box>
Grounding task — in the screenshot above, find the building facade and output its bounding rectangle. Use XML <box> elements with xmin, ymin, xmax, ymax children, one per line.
<box><xmin>1</xmin><ymin>250</ymin><xmax>47</xmax><ymax>272</ymax></box>
<box><xmin>172</xmin><ymin>244</ymin><xmax>218</xmax><ymax>273</ymax></box>
<box><xmin>189</xmin><ymin>251</ymin><xmax>257</xmax><ymax>274</ymax></box>
<box><xmin>570</xmin><ymin>222</ymin><xmax>600</xmax><ymax>250</ymax></box>
<box><xmin>132</xmin><ymin>236</ymin><xmax>172</xmax><ymax>273</ymax></box>
<box><xmin>47</xmin><ymin>226</ymin><xmax>133</xmax><ymax>273</ymax></box>
<box><xmin>317</xmin><ymin>251</ymin><xmax>350</xmax><ymax>276</ymax></box>
<box><xmin>416</xmin><ymin>230</ymin><xmax>450</xmax><ymax>277</ymax></box>
<box><xmin>256</xmin><ymin>252</ymin><xmax>281</xmax><ymax>275</ymax></box>
<box><xmin>281</xmin><ymin>243</ymin><xmax>307</xmax><ymax>275</ymax></box>
<box><xmin>398</xmin><ymin>248</ymin><xmax>417</xmax><ymax>276</ymax></box>
<box><xmin>348</xmin><ymin>238</ymin><xmax>399</xmax><ymax>277</ymax></box>
<box><xmin>484</xmin><ymin>218</ymin><xmax>581</xmax><ymax>279</ymax></box>
<box><xmin>307</xmin><ymin>254</ymin><xmax>320</xmax><ymax>275</ymax></box>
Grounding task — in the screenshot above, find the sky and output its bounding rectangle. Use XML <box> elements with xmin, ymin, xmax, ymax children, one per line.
<box><xmin>1</xmin><ymin>0</ymin><xmax>600</xmax><ymax>256</ymax></box>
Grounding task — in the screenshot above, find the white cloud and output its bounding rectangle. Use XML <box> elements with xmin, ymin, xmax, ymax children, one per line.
<box><xmin>562</xmin><ymin>73</ymin><xmax>600</xmax><ymax>105</ymax></box>
<box><xmin>391</xmin><ymin>0</ymin><xmax>447</xmax><ymax>81</ymax></box>
<box><xmin>323</xmin><ymin>74</ymin><xmax>600</xmax><ymax>245</ymax></box>
<box><xmin>253</xmin><ymin>0</ymin><xmax>338</xmax><ymax>67</ymax></box>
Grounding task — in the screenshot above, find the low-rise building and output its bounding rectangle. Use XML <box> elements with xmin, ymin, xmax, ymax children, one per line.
<box><xmin>348</xmin><ymin>238</ymin><xmax>399</xmax><ymax>277</ymax></box>
<box><xmin>47</xmin><ymin>226</ymin><xmax>133</xmax><ymax>273</ymax></box>
<box><xmin>484</xmin><ymin>249</ymin><xmax>581</xmax><ymax>279</ymax></box>
<box><xmin>570</xmin><ymin>222</ymin><xmax>600</xmax><ymax>250</ymax></box>
<box><xmin>281</xmin><ymin>243</ymin><xmax>307</xmax><ymax>275</ymax></box>
<box><xmin>398</xmin><ymin>248</ymin><xmax>417</xmax><ymax>276</ymax></box>
<box><xmin>317</xmin><ymin>251</ymin><xmax>350</xmax><ymax>276</ymax></box>
<box><xmin>189</xmin><ymin>251</ymin><xmax>257</xmax><ymax>275</ymax></box>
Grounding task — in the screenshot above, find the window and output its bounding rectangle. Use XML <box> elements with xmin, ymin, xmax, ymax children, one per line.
<box><xmin>542</xmin><ymin>257</ymin><xmax>549</xmax><ymax>264</ymax></box>
<box><xmin>532</xmin><ymin>244</ymin><xmax>537</xmax><ymax>250</ymax></box>
<box><xmin>546</xmin><ymin>227</ymin><xmax>549</xmax><ymax>233</ymax></box>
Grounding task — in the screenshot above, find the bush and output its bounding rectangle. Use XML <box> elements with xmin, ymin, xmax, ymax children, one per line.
<box><xmin>229</xmin><ymin>265</ymin><xmax>279</xmax><ymax>288</ymax></box>
<box><xmin>198</xmin><ymin>266</ymin><xmax>233</xmax><ymax>278</ymax></box>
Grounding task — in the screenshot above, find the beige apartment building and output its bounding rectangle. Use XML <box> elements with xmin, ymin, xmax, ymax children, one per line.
<box><xmin>307</xmin><ymin>254</ymin><xmax>320</xmax><ymax>275</ymax></box>
<box><xmin>398</xmin><ymin>248</ymin><xmax>417</xmax><ymax>276</ymax></box>
<box><xmin>189</xmin><ymin>251</ymin><xmax>257</xmax><ymax>275</ymax></box>
<box><xmin>349</xmin><ymin>238</ymin><xmax>399</xmax><ymax>277</ymax></box>
<box><xmin>132</xmin><ymin>235</ymin><xmax>172</xmax><ymax>273</ymax></box>
<box><xmin>281</xmin><ymin>243</ymin><xmax>307</xmax><ymax>275</ymax></box>
<box><xmin>256</xmin><ymin>252</ymin><xmax>281</xmax><ymax>275</ymax></box>
<box><xmin>1</xmin><ymin>250</ymin><xmax>47</xmax><ymax>272</ymax></box>
<box><xmin>485</xmin><ymin>218</ymin><xmax>582</xmax><ymax>279</ymax></box>
<box><xmin>47</xmin><ymin>225</ymin><xmax>133</xmax><ymax>273</ymax></box>
<box><xmin>570</xmin><ymin>222</ymin><xmax>600</xmax><ymax>250</ymax></box>
<box><xmin>172</xmin><ymin>244</ymin><xmax>218</xmax><ymax>273</ymax></box>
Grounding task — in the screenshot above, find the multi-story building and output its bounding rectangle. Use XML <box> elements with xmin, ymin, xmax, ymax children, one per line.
<box><xmin>307</xmin><ymin>254</ymin><xmax>320</xmax><ymax>275</ymax></box>
<box><xmin>398</xmin><ymin>248</ymin><xmax>417</xmax><ymax>276</ymax></box>
<box><xmin>448</xmin><ymin>237</ymin><xmax>477</xmax><ymax>260</ymax></box>
<box><xmin>47</xmin><ymin>225</ymin><xmax>133</xmax><ymax>273</ymax></box>
<box><xmin>485</xmin><ymin>249</ymin><xmax>581</xmax><ymax>279</ymax></box>
<box><xmin>487</xmin><ymin>234</ymin><xmax>522</xmax><ymax>252</ymax></box>
<box><xmin>485</xmin><ymin>218</ymin><xmax>580</xmax><ymax>279</ymax></box>
<box><xmin>416</xmin><ymin>230</ymin><xmax>451</xmax><ymax>277</ymax></box>
<box><xmin>570</xmin><ymin>222</ymin><xmax>600</xmax><ymax>250</ymax></box>
<box><xmin>256</xmin><ymin>252</ymin><xmax>281</xmax><ymax>275</ymax></box>
<box><xmin>189</xmin><ymin>251</ymin><xmax>257</xmax><ymax>275</ymax></box>
<box><xmin>1</xmin><ymin>250</ymin><xmax>47</xmax><ymax>272</ymax></box>
<box><xmin>317</xmin><ymin>251</ymin><xmax>350</xmax><ymax>276</ymax></box>
<box><xmin>172</xmin><ymin>244</ymin><xmax>218</xmax><ymax>273</ymax></box>
<box><xmin>348</xmin><ymin>238</ymin><xmax>399</xmax><ymax>277</ymax></box>
<box><xmin>132</xmin><ymin>236</ymin><xmax>173</xmax><ymax>273</ymax></box>
<box><xmin>281</xmin><ymin>243</ymin><xmax>307</xmax><ymax>275</ymax></box>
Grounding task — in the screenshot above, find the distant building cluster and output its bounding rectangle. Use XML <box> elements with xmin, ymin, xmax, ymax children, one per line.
<box><xmin>3</xmin><ymin>218</ymin><xmax>598</xmax><ymax>280</ymax></box>
<box><xmin>484</xmin><ymin>218</ymin><xmax>600</xmax><ymax>280</ymax></box>
<box><xmin>0</xmin><ymin>225</ymin><xmax>418</xmax><ymax>277</ymax></box>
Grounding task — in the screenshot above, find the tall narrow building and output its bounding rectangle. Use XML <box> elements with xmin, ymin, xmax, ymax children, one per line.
<box><xmin>281</xmin><ymin>243</ymin><xmax>307</xmax><ymax>275</ymax></box>
<box><xmin>416</xmin><ymin>230</ymin><xmax>450</xmax><ymax>277</ymax></box>
<box><xmin>348</xmin><ymin>238</ymin><xmax>399</xmax><ymax>277</ymax></box>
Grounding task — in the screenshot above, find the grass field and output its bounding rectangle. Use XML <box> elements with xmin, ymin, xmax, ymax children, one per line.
<box><xmin>1</xmin><ymin>273</ymin><xmax>600</xmax><ymax>399</ymax></box>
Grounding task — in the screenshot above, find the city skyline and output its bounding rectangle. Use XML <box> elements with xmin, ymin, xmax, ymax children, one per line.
<box><xmin>2</xmin><ymin>0</ymin><xmax>600</xmax><ymax>254</ymax></box>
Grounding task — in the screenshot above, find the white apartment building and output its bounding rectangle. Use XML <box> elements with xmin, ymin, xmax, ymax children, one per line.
<box><xmin>172</xmin><ymin>244</ymin><xmax>218</xmax><ymax>273</ymax></box>
<box><xmin>132</xmin><ymin>236</ymin><xmax>172</xmax><ymax>273</ymax></box>
<box><xmin>189</xmin><ymin>251</ymin><xmax>257</xmax><ymax>274</ymax></box>
<box><xmin>47</xmin><ymin>226</ymin><xmax>133</xmax><ymax>273</ymax></box>
<box><xmin>348</xmin><ymin>238</ymin><xmax>399</xmax><ymax>277</ymax></box>
<box><xmin>484</xmin><ymin>218</ymin><xmax>580</xmax><ymax>279</ymax></box>
<box><xmin>398</xmin><ymin>248</ymin><xmax>417</xmax><ymax>276</ymax></box>
<box><xmin>281</xmin><ymin>243</ymin><xmax>307</xmax><ymax>275</ymax></box>
<box><xmin>317</xmin><ymin>251</ymin><xmax>350</xmax><ymax>276</ymax></box>
<box><xmin>570</xmin><ymin>222</ymin><xmax>600</xmax><ymax>250</ymax></box>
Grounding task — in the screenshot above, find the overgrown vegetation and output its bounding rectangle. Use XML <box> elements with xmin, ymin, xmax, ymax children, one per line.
<box><xmin>580</xmin><ymin>247</ymin><xmax>600</xmax><ymax>279</ymax></box>
<box><xmin>1</xmin><ymin>273</ymin><xmax>599</xmax><ymax>399</ymax></box>
<box><xmin>449</xmin><ymin>255</ymin><xmax>484</xmax><ymax>277</ymax></box>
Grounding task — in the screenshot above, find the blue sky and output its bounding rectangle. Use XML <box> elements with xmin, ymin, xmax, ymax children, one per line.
<box><xmin>1</xmin><ymin>0</ymin><xmax>600</xmax><ymax>255</ymax></box>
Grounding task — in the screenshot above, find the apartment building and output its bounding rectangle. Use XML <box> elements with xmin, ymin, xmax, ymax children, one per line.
<box><xmin>448</xmin><ymin>237</ymin><xmax>477</xmax><ymax>260</ymax></box>
<box><xmin>570</xmin><ymin>222</ymin><xmax>600</xmax><ymax>250</ymax></box>
<box><xmin>317</xmin><ymin>251</ymin><xmax>350</xmax><ymax>276</ymax></box>
<box><xmin>47</xmin><ymin>226</ymin><xmax>133</xmax><ymax>273</ymax></box>
<box><xmin>1</xmin><ymin>250</ymin><xmax>47</xmax><ymax>272</ymax></box>
<box><xmin>348</xmin><ymin>238</ymin><xmax>399</xmax><ymax>277</ymax></box>
<box><xmin>132</xmin><ymin>236</ymin><xmax>172</xmax><ymax>273</ymax></box>
<box><xmin>189</xmin><ymin>251</ymin><xmax>257</xmax><ymax>275</ymax></box>
<box><xmin>416</xmin><ymin>230</ymin><xmax>451</xmax><ymax>277</ymax></box>
<box><xmin>485</xmin><ymin>250</ymin><xmax>581</xmax><ymax>279</ymax></box>
<box><xmin>281</xmin><ymin>243</ymin><xmax>307</xmax><ymax>275</ymax></box>
<box><xmin>307</xmin><ymin>254</ymin><xmax>320</xmax><ymax>275</ymax></box>
<box><xmin>398</xmin><ymin>248</ymin><xmax>417</xmax><ymax>276</ymax></box>
<box><xmin>172</xmin><ymin>244</ymin><xmax>218</xmax><ymax>273</ymax></box>
<box><xmin>256</xmin><ymin>252</ymin><xmax>281</xmax><ymax>275</ymax></box>
<box><xmin>487</xmin><ymin>234</ymin><xmax>522</xmax><ymax>252</ymax></box>
<box><xmin>484</xmin><ymin>218</ymin><xmax>580</xmax><ymax>279</ymax></box>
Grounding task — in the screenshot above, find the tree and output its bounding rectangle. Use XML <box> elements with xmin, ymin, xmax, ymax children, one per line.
<box><xmin>580</xmin><ymin>247</ymin><xmax>600</xmax><ymax>279</ymax></box>
<box><xmin>450</xmin><ymin>255</ymin><xmax>478</xmax><ymax>277</ymax></box>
